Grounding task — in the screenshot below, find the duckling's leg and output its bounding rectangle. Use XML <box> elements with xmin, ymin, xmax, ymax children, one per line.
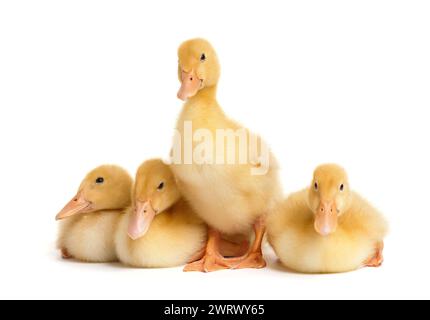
<box><xmin>187</xmin><ymin>238</ymin><xmax>249</xmax><ymax>264</ymax></box>
<box><xmin>364</xmin><ymin>241</ymin><xmax>384</xmax><ymax>267</ymax></box>
<box><xmin>232</xmin><ymin>217</ymin><xmax>267</xmax><ymax>269</ymax></box>
<box><xmin>184</xmin><ymin>229</ymin><xmax>241</xmax><ymax>272</ymax></box>
<box><xmin>61</xmin><ymin>248</ymin><xmax>73</xmax><ymax>259</ymax></box>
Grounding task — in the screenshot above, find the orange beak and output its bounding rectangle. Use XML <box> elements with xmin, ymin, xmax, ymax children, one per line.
<box><xmin>127</xmin><ymin>200</ymin><xmax>156</xmax><ymax>240</ymax></box>
<box><xmin>314</xmin><ymin>201</ymin><xmax>338</xmax><ymax>236</ymax></box>
<box><xmin>55</xmin><ymin>191</ymin><xmax>92</xmax><ymax>220</ymax></box>
<box><xmin>177</xmin><ymin>70</ymin><xmax>201</xmax><ymax>101</ymax></box>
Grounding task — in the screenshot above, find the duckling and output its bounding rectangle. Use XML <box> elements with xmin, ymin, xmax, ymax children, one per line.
<box><xmin>114</xmin><ymin>159</ymin><xmax>208</xmax><ymax>268</ymax></box>
<box><xmin>172</xmin><ymin>38</ymin><xmax>282</xmax><ymax>272</ymax></box>
<box><xmin>56</xmin><ymin>165</ymin><xmax>132</xmax><ymax>262</ymax></box>
<box><xmin>267</xmin><ymin>164</ymin><xmax>388</xmax><ymax>273</ymax></box>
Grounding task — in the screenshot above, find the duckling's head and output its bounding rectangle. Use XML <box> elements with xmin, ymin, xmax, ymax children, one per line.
<box><xmin>177</xmin><ymin>38</ymin><xmax>220</xmax><ymax>101</ymax></box>
<box><xmin>127</xmin><ymin>159</ymin><xmax>181</xmax><ymax>240</ymax></box>
<box><xmin>307</xmin><ymin>164</ymin><xmax>352</xmax><ymax>236</ymax></box>
<box><xmin>55</xmin><ymin>165</ymin><xmax>133</xmax><ymax>220</ymax></box>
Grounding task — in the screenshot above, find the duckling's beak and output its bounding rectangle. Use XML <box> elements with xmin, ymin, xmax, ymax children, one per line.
<box><xmin>177</xmin><ymin>70</ymin><xmax>201</xmax><ymax>101</ymax></box>
<box><xmin>314</xmin><ymin>201</ymin><xmax>338</xmax><ymax>236</ymax></box>
<box><xmin>127</xmin><ymin>200</ymin><xmax>156</xmax><ymax>240</ymax></box>
<box><xmin>55</xmin><ymin>191</ymin><xmax>92</xmax><ymax>220</ymax></box>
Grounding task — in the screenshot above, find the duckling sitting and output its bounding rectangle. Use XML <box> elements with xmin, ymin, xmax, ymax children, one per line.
<box><xmin>267</xmin><ymin>164</ymin><xmax>388</xmax><ymax>273</ymax></box>
<box><xmin>172</xmin><ymin>38</ymin><xmax>282</xmax><ymax>272</ymax></box>
<box><xmin>56</xmin><ymin>165</ymin><xmax>132</xmax><ymax>262</ymax></box>
<box><xmin>114</xmin><ymin>159</ymin><xmax>209</xmax><ymax>268</ymax></box>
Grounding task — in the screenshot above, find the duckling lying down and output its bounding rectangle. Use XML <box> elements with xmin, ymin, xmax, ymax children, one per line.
<box><xmin>114</xmin><ymin>159</ymin><xmax>207</xmax><ymax>267</ymax></box>
<box><xmin>267</xmin><ymin>164</ymin><xmax>388</xmax><ymax>273</ymax></box>
<box><xmin>56</xmin><ymin>165</ymin><xmax>132</xmax><ymax>262</ymax></box>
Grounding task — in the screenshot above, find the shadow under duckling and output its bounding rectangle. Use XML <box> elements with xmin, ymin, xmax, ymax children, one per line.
<box><xmin>56</xmin><ymin>165</ymin><xmax>133</xmax><ymax>262</ymax></box>
<box><xmin>115</xmin><ymin>159</ymin><xmax>208</xmax><ymax>268</ymax></box>
<box><xmin>267</xmin><ymin>164</ymin><xmax>388</xmax><ymax>273</ymax></box>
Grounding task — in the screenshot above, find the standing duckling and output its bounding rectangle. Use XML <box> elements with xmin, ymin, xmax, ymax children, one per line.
<box><xmin>172</xmin><ymin>38</ymin><xmax>282</xmax><ymax>272</ymax></box>
<box><xmin>114</xmin><ymin>159</ymin><xmax>208</xmax><ymax>268</ymax></box>
<box><xmin>267</xmin><ymin>164</ymin><xmax>388</xmax><ymax>273</ymax></box>
<box><xmin>56</xmin><ymin>165</ymin><xmax>132</xmax><ymax>262</ymax></box>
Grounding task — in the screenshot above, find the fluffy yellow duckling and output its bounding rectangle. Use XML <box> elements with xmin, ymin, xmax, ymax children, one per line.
<box><xmin>114</xmin><ymin>159</ymin><xmax>208</xmax><ymax>268</ymax></box>
<box><xmin>172</xmin><ymin>38</ymin><xmax>282</xmax><ymax>272</ymax></box>
<box><xmin>56</xmin><ymin>165</ymin><xmax>132</xmax><ymax>262</ymax></box>
<box><xmin>267</xmin><ymin>164</ymin><xmax>388</xmax><ymax>273</ymax></box>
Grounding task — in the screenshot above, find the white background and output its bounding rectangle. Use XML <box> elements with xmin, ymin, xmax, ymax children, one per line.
<box><xmin>0</xmin><ymin>0</ymin><xmax>429</xmax><ymax>300</ymax></box>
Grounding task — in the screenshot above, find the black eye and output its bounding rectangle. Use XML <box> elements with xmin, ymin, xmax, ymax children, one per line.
<box><xmin>200</xmin><ymin>53</ymin><xmax>206</xmax><ymax>61</ymax></box>
<box><xmin>314</xmin><ymin>182</ymin><xmax>318</xmax><ymax>190</ymax></box>
<box><xmin>157</xmin><ymin>182</ymin><xmax>164</xmax><ymax>190</ymax></box>
<box><xmin>96</xmin><ymin>177</ymin><xmax>104</xmax><ymax>184</ymax></box>
<box><xmin>340</xmin><ymin>184</ymin><xmax>344</xmax><ymax>191</ymax></box>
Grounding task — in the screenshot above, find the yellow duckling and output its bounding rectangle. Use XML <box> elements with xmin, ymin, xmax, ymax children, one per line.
<box><xmin>172</xmin><ymin>38</ymin><xmax>282</xmax><ymax>272</ymax></box>
<box><xmin>56</xmin><ymin>165</ymin><xmax>132</xmax><ymax>262</ymax></box>
<box><xmin>114</xmin><ymin>159</ymin><xmax>208</xmax><ymax>268</ymax></box>
<box><xmin>267</xmin><ymin>164</ymin><xmax>388</xmax><ymax>273</ymax></box>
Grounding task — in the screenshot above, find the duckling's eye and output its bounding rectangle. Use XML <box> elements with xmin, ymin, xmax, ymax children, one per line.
<box><xmin>340</xmin><ymin>184</ymin><xmax>344</xmax><ymax>191</ymax></box>
<box><xmin>314</xmin><ymin>182</ymin><xmax>318</xmax><ymax>190</ymax></box>
<box><xmin>157</xmin><ymin>182</ymin><xmax>165</xmax><ymax>190</ymax></box>
<box><xmin>200</xmin><ymin>53</ymin><xmax>206</xmax><ymax>62</ymax></box>
<box><xmin>95</xmin><ymin>177</ymin><xmax>104</xmax><ymax>184</ymax></box>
